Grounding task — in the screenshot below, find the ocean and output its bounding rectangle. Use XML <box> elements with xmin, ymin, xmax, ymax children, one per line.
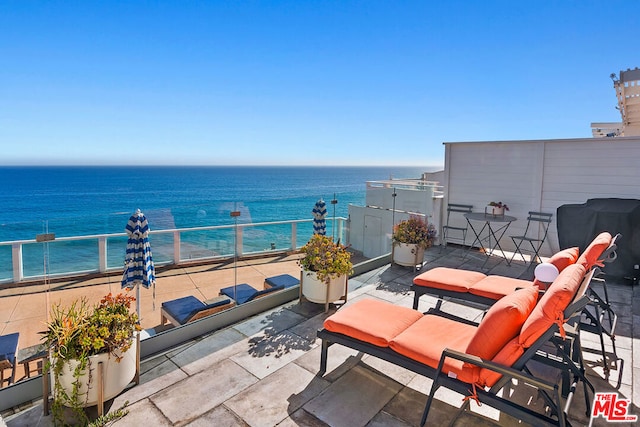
<box><xmin>0</xmin><ymin>166</ymin><xmax>432</xmax><ymax>280</ymax></box>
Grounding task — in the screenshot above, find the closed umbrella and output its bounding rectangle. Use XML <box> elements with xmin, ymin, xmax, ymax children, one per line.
<box><xmin>312</xmin><ymin>199</ymin><xmax>327</xmax><ymax>236</ymax></box>
<box><xmin>122</xmin><ymin>209</ymin><xmax>156</xmax><ymax>319</ymax></box>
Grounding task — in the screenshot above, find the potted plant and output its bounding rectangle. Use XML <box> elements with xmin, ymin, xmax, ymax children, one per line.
<box><xmin>43</xmin><ymin>292</ymin><xmax>140</xmax><ymax>425</ymax></box>
<box><xmin>486</xmin><ymin>201</ymin><xmax>509</xmax><ymax>216</ymax></box>
<box><xmin>298</xmin><ymin>234</ymin><xmax>353</xmax><ymax>307</ymax></box>
<box><xmin>392</xmin><ymin>216</ymin><xmax>436</xmax><ymax>267</ymax></box>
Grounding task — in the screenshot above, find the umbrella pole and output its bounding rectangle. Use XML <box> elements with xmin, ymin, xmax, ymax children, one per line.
<box><xmin>137</xmin><ymin>284</ymin><xmax>141</xmax><ymax>321</ymax></box>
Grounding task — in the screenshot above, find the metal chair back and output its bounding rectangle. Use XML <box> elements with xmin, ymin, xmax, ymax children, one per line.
<box><xmin>441</xmin><ymin>203</ymin><xmax>473</xmax><ymax>249</ymax></box>
<box><xmin>509</xmin><ymin>211</ymin><xmax>553</xmax><ymax>264</ymax></box>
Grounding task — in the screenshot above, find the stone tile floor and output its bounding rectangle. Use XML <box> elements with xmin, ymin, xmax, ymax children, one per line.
<box><xmin>2</xmin><ymin>245</ymin><xmax>638</xmax><ymax>426</ymax></box>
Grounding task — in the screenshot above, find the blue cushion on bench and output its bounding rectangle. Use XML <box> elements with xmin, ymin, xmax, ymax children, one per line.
<box><xmin>265</xmin><ymin>274</ymin><xmax>300</xmax><ymax>288</ymax></box>
<box><xmin>220</xmin><ymin>283</ymin><xmax>285</xmax><ymax>305</ymax></box>
<box><xmin>0</xmin><ymin>332</ymin><xmax>19</xmax><ymax>365</ymax></box>
<box><xmin>220</xmin><ymin>284</ymin><xmax>256</xmax><ymax>305</ymax></box>
<box><xmin>161</xmin><ymin>296</ymin><xmax>231</xmax><ymax>325</ymax></box>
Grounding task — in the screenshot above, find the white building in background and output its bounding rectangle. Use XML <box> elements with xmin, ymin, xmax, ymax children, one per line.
<box><xmin>347</xmin><ymin>177</ymin><xmax>441</xmax><ymax>259</ymax></box>
<box><xmin>592</xmin><ymin>67</ymin><xmax>640</xmax><ymax>137</ymax></box>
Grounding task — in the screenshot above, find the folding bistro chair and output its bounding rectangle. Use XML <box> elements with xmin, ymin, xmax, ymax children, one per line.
<box><xmin>509</xmin><ymin>211</ymin><xmax>553</xmax><ymax>264</ymax></box>
<box><xmin>441</xmin><ymin>203</ymin><xmax>473</xmax><ymax>249</ymax></box>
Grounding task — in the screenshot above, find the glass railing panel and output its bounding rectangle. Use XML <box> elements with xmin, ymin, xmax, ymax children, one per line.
<box><xmin>107</xmin><ymin>235</ymin><xmax>130</xmax><ymax>270</ymax></box>
<box><xmin>0</xmin><ymin>244</ymin><xmax>11</xmax><ymax>282</ymax></box>
<box><xmin>146</xmin><ymin>232</ymin><xmax>175</xmax><ymax>265</ymax></box>
<box><xmin>179</xmin><ymin>228</ymin><xmax>235</xmax><ymax>261</ymax></box>
<box><xmin>241</xmin><ymin>222</ymin><xmax>298</xmax><ymax>254</ymax></box>
<box><xmin>22</xmin><ymin>239</ymin><xmax>101</xmax><ymax>279</ymax></box>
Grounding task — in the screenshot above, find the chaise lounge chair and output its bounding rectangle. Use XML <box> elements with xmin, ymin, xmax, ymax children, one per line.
<box><xmin>411</xmin><ymin>232</ymin><xmax>618</xmax><ymax>310</ymax></box>
<box><xmin>0</xmin><ymin>332</ymin><xmax>19</xmax><ymax>386</ymax></box>
<box><xmin>161</xmin><ymin>295</ymin><xmax>235</xmax><ymax>327</ymax></box>
<box><xmin>263</xmin><ymin>274</ymin><xmax>300</xmax><ymax>290</ymax></box>
<box><xmin>412</xmin><ymin>232</ymin><xmax>620</xmax><ymax>375</ymax></box>
<box><xmin>219</xmin><ymin>283</ymin><xmax>285</xmax><ymax>305</ymax></box>
<box><xmin>318</xmin><ymin>263</ymin><xmax>594</xmax><ymax>426</ymax></box>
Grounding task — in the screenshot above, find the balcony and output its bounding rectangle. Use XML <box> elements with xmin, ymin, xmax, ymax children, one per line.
<box><xmin>1</xmin><ymin>244</ymin><xmax>637</xmax><ymax>426</ymax></box>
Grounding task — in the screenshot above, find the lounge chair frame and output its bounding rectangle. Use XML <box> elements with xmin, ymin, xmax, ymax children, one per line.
<box><xmin>579</xmin><ymin>234</ymin><xmax>620</xmax><ymax>376</ymax></box>
<box><xmin>412</xmin><ymin>283</ymin><xmax>498</xmax><ymax>310</ymax></box>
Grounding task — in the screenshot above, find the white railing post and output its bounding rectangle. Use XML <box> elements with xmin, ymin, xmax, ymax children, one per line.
<box><xmin>12</xmin><ymin>243</ymin><xmax>23</xmax><ymax>283</ymax></box>
<box><xmin>291</xmin><ymin>223</ymin><xmax>297</xmax><ymax>250</ymax></box>
<box><xmin>173</xmin><ymin>230</ymin><xmax>181</xmax><ymax>263</ymax></box>
<box><xmin>98</xmin><ymin>237</ymin><xmax>107</xmax><ymax>273</ymax></box>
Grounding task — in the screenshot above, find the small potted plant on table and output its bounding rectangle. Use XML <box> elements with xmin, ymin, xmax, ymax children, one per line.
<box><xmin>298</xmin><ymin>234</ymin><xmax>353</xmax><ymax>312</ymax></box>
<box><xmin>392</xmin><ymin>215</ymin><xmax>436</xmax><ymax>269</ymax></box>
<box><xmin>486</xmin><ymin>201</ymin><xmax>509</xmax><ymax>217</ymax></box>
<box><xmin>43</xmin><ymin>292</ymin><xmax>140</xmax><ymax>425</ymax></box>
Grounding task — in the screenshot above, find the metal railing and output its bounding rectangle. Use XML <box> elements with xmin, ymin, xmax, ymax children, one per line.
<box><xmin>0</xmin><ymin>217</ymin><xmax>348</xmax><ymax>284</ymax></box>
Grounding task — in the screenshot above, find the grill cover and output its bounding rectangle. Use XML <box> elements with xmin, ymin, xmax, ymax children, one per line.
<box><xmin>557</xmin><ymin>198</ymin><xmax>640</xmax><ymax>279</ymax></box>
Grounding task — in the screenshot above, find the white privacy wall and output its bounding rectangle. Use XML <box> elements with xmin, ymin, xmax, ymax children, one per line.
<box><xmin>442</xmin><ymin>136</ymin><xmax>640</xmax><ymax>257</ymax></box>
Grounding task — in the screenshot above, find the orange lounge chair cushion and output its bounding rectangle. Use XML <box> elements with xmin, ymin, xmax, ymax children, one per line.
<box><xmin>547</xmin><ymin>246</ymin><xmax>580</xmax><ymax>272</ymax></box>
<box><xmin>389</xmin><ymin>314</ymin><xmax>478</xmax><ymax>383</ymax></box>
<box><xmin>576</xmin><ymin>232</ymin><xmax>613</xmax><ymax>269</ymax></box>
<box><xmin>478</xmin><ymin>337</ymin><xmax>524</xmax><ymax>387</ymax></box>
<box><xmin>468</xmin><ymin>275</ymin><xmax>536</xmax><ymax>300</ymax></box>
<box><xmin>519</xmin><ymin>263</ymin><xmax>586</xmax><ymax>347</ymax></box>
<box><xmin>465</xmin><ymin>285</ymin><xmax>538</xmax><ymax>363</ymax></box>
<box><xmin>413</xmin><ymin>267</ymin><xmax>486</xmax><ymax>292</ymax></box>
<box><xmin>323</xmin><ymin>299</ymin><xmax>423</xmax><ymax>347</ymax></box>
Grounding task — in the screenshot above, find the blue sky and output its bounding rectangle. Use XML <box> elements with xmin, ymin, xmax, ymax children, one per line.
<box><xmin>1</xmin><ymin>1</ymin><xmax>638</xmax><ymax>167</ymax></box>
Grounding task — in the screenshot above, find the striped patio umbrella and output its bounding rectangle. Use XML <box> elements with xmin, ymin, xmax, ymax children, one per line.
<box><xmin>122</xmin><ymin>209</ymin><xmax>156</xmax><ymax>319</ymax></box>
<box><xmin>312</xmin><ymin>199</ymin><xmax>327</xmax><ymax>236</ymax></box>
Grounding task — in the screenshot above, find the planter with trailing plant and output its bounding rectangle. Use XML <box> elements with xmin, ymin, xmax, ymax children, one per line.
<box><xmin>43</xmin><ymin>293</ymin><xmax>140</xmax><ymax>425</ymax></box>
<box><xmin>392</xmin><ymin>216</ymin><xmax>436</xmax><ymax>268</ymax></box>
<box><xmin>298</xmin><ymin>234</ymin><xmax>353</xmax><ymax>309</ymax></box>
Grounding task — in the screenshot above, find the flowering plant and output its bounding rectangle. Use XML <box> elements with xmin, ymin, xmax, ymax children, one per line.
<box><xmin>298</xmin><ymin>234</ymin><xmax>353</xmax><ymax>285</ymax></box>
<box><xmin>42</xmin><ymin>293</ymin><xmax>140</xmax><ymax>424</ymax></box>
<box><xmin>392</xmin><ymin>216</ymin><xmax>436</xmax><ymax>249</ymax></box>
<box><xmin>488</xmin><ymin>201</ymin><xmax>509</xmax><ymax>211</ymax></box>
<box><xmin>44</xmin><ymin>293</ymin><xmax>140</xmax><ymax>360</ymax></box>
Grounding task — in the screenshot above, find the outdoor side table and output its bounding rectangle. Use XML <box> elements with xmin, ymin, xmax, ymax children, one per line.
<box><xmin>464</xmin><ymin>212</ymin><xmax>517</xmax><ymax>268</ymax></box>
<box><xmin>17</xmin><ymin>343</ymin><xmax>47</xmax><ymax>379</ymax></box>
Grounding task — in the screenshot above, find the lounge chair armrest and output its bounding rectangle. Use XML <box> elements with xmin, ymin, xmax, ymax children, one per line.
<box><xmin>438</xmin><ymin>348</ymin><xmax>556</xmax><ymax>393</ymax></box>
<box><xmin>189</xmin><ymin>299</ymin><xmax>235</xmax><ymax>322</ymax></box>
<box><xmin>247</xmin><ymin>285</ymin><xmax>285</xmax><ymax>302</ymax></box>
<box><xmin>423</xmin><ymin>308</ymin><xmax>479</xmax><ymax>327</ymax></box>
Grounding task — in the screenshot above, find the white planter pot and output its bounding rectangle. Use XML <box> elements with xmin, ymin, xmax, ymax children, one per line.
<box><xmin>51</xmin><ymin>337</ymin><xmax>137</xmax><ymax>407</ymax></box>
<box><xmin>301</xmin><ymin>270</ymin><xmax>347</xmax><ymax>304</ymax></box>
<box><xmin>393</xmin><ymin>243</ymin><xmax>425</xmax><ymax>267</ymax></box>
<box><xmin>486</xmin><ymin>205</ymin><xmax>505</xmax><ymax>216</ymax></box>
